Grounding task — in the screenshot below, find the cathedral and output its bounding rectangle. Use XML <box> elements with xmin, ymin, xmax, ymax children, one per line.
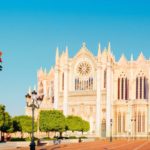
<box><xmin>26</xmin><ymin>42</ymin><xmax>150</xmax><ymax>139</ymax></box>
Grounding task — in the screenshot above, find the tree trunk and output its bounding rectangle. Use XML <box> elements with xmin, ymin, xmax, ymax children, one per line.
<box><xmin>59</xmin><ymin>132</ymin><xmax>62</xmax><ymax>138</ymax></box>
<box><xmin>21</xmin><ymin>132</ymin><xmax>23</xmax><ymax>138</ymax></box>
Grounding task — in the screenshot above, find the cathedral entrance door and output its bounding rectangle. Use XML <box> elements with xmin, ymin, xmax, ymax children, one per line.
<box><xmin>101</xmin><ymin>119</ymin><xmax>106</xmax><ymax>138</ymax></box>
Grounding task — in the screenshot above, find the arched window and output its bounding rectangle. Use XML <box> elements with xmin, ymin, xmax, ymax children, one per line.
<box><xmin>136</xmin><ymin>77</ymin><xmax>138</xmax><ymax>99</ymax></box>
<box><xmin>140</xmin><ymin>77</ymin><xmax>142</xmax><ymax>99</ymax></box>
<box><xmin>125</xmin><ymin>78</ymin><xmax>128</xmax><ymax>100</ymax></box>
<box><xmin>144</xmin><ymin>77</ymin><xmax>146</xmax><ymax>99</ymax></box>
<box><xmin>118</xmin><ymin>78</ymin><xmax>120</xmax><ymax>99</ymax></box>
<box><xmin>121</xmin><ymin>78</ymin><xmax>124</xmax><ymax>99</ymax></box>
<box><xmin>118</xmin><ymin>112</ymin><xmax>121</xmax><ymax>133</ymax></box>
<box><xmin>144</xmin><ymin>77</ymin><xmax>149</xmax><ymax>99</ymax></box>
<box><xmin>104</xmin><ymin>69</ymin><xmax>107</xmax><ymax>88</ymax></box>
<box><xmin>62</xmin><ymin>73</ymin><xmax>64</xmax><ymax>90</ymax></box>
<box><xmin>136</xmin><ymin>74</ymin><xmax>149</xmax><ymax>100</ymax></box>
<box><xmin>117</xmin><ymin>75</ymin><xmax>129</xmax><ymax>100</ymax></box>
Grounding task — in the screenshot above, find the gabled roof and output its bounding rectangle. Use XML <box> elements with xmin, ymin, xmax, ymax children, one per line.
<box><xmin>73</xmin><ymin>42</ymin><xmax>96</xmax><ymax>62</ymax></box>
<box><xmin>118</xmin><ymin>54</ymin><xmax>127</xmax><ymax>65</ymax></box>
<box><xmin>137</xmin><ymin>52</ymin><xmax>145</xmax><ymax>62</ymax></box>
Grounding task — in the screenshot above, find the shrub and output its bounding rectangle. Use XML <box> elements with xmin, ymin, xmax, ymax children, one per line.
<box><xmin>10</xmin><ymin>137</ymin><xmax>25</xmax><ymax>141</ymax></box>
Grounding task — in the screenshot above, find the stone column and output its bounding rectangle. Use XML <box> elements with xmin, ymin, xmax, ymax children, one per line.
<box><xmin>63</xmin><ymin>67</ymin><xmax>68</xmax><ymax>116</ymax></box>
<box><xmin>43</xmin><ymin>80</ymin><xmax>47</xmax><ymax>97</ymax></box>
<box><xmin>96</xmin><ymin>63</ymin><xmax>101</xmax><ymax>137</ymax></box>
<box><xmin>63</xmin><ymin>49</ymin><xmax>69</xmax><ymax>116</ymax></box>
<box><xmin>54</xmin><ymin>66</ymin><xmax>59</xmax><ymax>109</ymax></box>
<box><xmin>54</xmin><ymin>47</ymin><xmax>59</xmax><ymax>109</ymax></box>
<box><xmin>121</xmin><ymin>112</ymin><xmax>123</xmax><ymax>133</ymax></box>
<box><xmin>106</xmin><ymin>62</ymin><xmax>112</xmax><ymax>138</ymax></box>
<box><xmin>128</xmin><ymin>101</ymin><xmax>132</xmax><ymax>137</ymax></box>
<box><xmin>116</xmin><ymin>111</ymin><xmax>118</xmax><ymax>136</ymax></box>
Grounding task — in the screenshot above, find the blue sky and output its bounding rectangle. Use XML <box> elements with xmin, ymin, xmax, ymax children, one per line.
<box><xmin>0</xmin><ymin>0</ymin><xmax>150</xmax><ymax>116</ymax></box>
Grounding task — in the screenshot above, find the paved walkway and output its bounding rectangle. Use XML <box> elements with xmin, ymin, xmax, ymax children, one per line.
<box><xmin>1</xmin><ymin>140</ymin><xmax>150</xmax><ymax>150</ymax></box>
<box><xmin>46</xmin><ymin>140</ymin><xmax>150</xmax><ymax>150</ymax></box>
<box><xmin>0</xmin><ymin>142</ymin><xmax>16</xmax><ymax>150</ymax></box>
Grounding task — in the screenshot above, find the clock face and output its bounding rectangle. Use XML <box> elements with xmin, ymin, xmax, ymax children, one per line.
<box><xmin>76</xmin><ymin>61</ymin><xmax>91</xmax><ymax>76</ymax></box>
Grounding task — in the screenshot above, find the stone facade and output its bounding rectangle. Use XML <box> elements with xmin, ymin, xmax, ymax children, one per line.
<box><xmin>26</xmin><ymin>42</ymin><xmax>150</xmax><ymax>138</ymax></box>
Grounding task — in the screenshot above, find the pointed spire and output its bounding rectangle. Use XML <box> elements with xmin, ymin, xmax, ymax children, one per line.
<box><xmin>139</xmin><ymin>52</ymin><xmax>144</xmax><ymax>58</ymax></box>
<box><xmin>98</xmin><ymin>42</ymin><xmax>101</xmax><ymax>55</ymax></box>
<box><xmin>38</xmin><ymin>67</ymin><xmax>43</xmax><ymax>74</ymax></box>
<box><xmin>65</xmin><ymin>46</ymin><xmax>68</xmax><ymax>62</ymax></box>
<box><xmin>55</xmin><ymin>47</ymin><xmax>59</xmax><ymax>64</ymax></box>
<box><xmin>98</xmin><ymin>43</ymin><xmax>101</xmax><ymax>61</ymax></box>
<box><xmin>44</xmin><ymin>68</ymin><xmax>47</xmax><ymax>74</ymax></box>
<box><xmin>33</xmin><ymin>85</ymin><xmax>36</xmax><ymax>91</ymax></box>
<box><xmin>82</xmin><ymin>42</ymin><xmax>86</xmax><ymax>48</ymax></box>
<box><xmin>108</xmin><ymin>41</ymin><xmax>111</xmax><ymax>53</ymax></box>
<box><xmin>130</xmin><ymin>53</ymin><xmax>133</xmax><ymax>61</ymax></box>
<box><xmin>65</xmin><ymin>46</ymin><xmax>68</xmax><ymax>57</ymax></box>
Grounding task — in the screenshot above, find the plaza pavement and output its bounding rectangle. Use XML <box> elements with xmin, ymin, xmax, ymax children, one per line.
<box><xmin>1</xmin><ymin>140</ymin><xmax>150</xmax><ymax>150</ymax></box>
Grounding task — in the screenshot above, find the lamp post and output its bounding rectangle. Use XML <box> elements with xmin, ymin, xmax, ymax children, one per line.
<box><xmin>25</xmin><ymin>90</ymin><xmax>43</xmax><ymax>150</ymax></box>
<box><xmin>110</xmin><ymin>119</ymin><xmax>113</xmax><ymax>142</ymax></box>
<box><xmin>0</xmin><ymin>51</ymin><xmax>3</xmax><ymax>71</ymax></box>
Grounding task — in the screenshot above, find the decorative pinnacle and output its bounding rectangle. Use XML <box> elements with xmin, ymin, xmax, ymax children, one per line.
<box><xmin>44</xmin><ymin>68</ymin><xmax>47</xmax><ymax>74</ymax></box>
<box><xmin>131</xmin><ymin>53</ymin><xmax>133</xmax><ymax>61</ymax></box>
<box><xmin>56</xmin><ymin>46</ymin><xmax>59</xmax><ymax>64</ymax></box>
<box><xmin>66</xmin><ymin>46</ymin><xmax>68</xmax><ymax>55</ymax></box>
<box><xmin>98</xmin><ymin>42</ymin><xmax>101</xmax><ymax>59</ymax></box>
<box><xmin>82</xmin><ymin>42</ymin><xmax>86</xmax><ymax>48</ymax></box>
<box><xmin>33</xmin><ymin>85</ymin><xmax>36</xmax><ymax>91</ymax></box>
<box><xmin>108</xmin><ymin>41</ymin><xmax>111</xmax><ymax>53</ymax></box>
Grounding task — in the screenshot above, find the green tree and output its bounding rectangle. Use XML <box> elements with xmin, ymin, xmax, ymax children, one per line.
<box><xmin>66</xmin><ymin>116</ymin><xmax>83</xmax><ymax>132</ymax></box>
<box><xmin>80</xmin><ymin>120</ymin><xmax>90</xmax><ymax>134</ymax></box>
<box><xmin>0</xmin><ymin>104</ymin><xmax>5</xmax><ymax>129</ymax></box>
<box><xmin>66</xmin><ymin>115</ymin><xmax>90</xmax><ymax>134</ymax></box>
<box><xmin>0</xmin><ymin>104</ymin><xmax>13</xmax><ymax>141</ymax></box>
<box><xmin>13</xmin><ymin>115</ymin><xmax>37</xmax><ymax>138</ymax></box>
<box><xmin>39</xmin><ymin>110</ymin><xmax>66</xmax><ymax>137</ymax></box>
<box><xmin>3</xmin><ymin>112</ymin><xmax>13</xmax><ymax>133</ymax></box>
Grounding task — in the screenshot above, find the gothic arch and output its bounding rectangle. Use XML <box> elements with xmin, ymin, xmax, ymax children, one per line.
<box><xmin>135</xmin><ymin>70</ymin><xmax>149</xmax><ymax>100</ymax></box>
<box><xmin>117</xmin><ymin>71</ymin><xmax>129</xmax><ymax>100</ymax></box>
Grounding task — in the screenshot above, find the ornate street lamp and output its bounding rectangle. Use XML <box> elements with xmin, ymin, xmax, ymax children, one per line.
<box><xmin>25</xmin><ymin>90</ymin><xmax>44</xmax><ymax>150</ymax></box>
<box><xmin>110</xmin><ymin>119</ymin><xmax>113</xmax><ymax>142</ymax></box>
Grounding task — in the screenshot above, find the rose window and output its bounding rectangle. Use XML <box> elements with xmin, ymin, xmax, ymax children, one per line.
<box><xmin>77</xmin><ymin>61</ymin><xmax>91</xmax><ymax>76</ymax></box>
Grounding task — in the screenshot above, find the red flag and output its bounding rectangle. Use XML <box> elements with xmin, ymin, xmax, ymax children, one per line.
<box><xmin>0</xmin><ymin>58</ymin><xmax>2</xmax><ymax>62</ymax></box>
<box><xmin>0</xmin><ymin>51</ymin><xmax>2</xmax><ymax>56</ymax></box>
